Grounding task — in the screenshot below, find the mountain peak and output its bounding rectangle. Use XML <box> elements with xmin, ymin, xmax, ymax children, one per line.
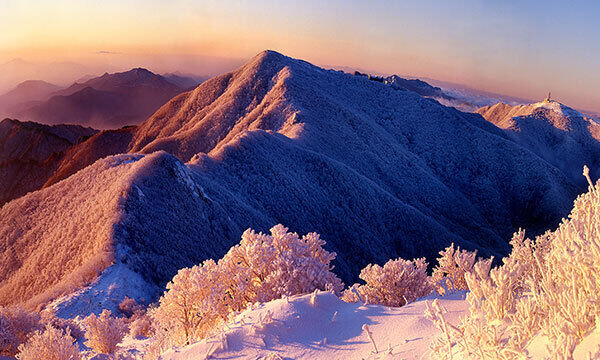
<box><xmin>245</xmin><ymin>50</ymin><xmax>292</xmax><ymax>71</ymax></box>
<box><xmin>532</xmin><ymin>99</ymin><xmax>583</xmax><ymax>119</ymax></box>
<box><xmin>129</xmin><ymin>67</ymin><xmax>154</xmax><ymax>76</ymax></box>
<box><xmin>14</xmin><ymin>79</ymin><xmax>56</xmax><ymax>89</ymax></box>
<box><xmin>254</xmin><ymin>49</ymin><xmax>286</xmax><ymax>61</ymax></box>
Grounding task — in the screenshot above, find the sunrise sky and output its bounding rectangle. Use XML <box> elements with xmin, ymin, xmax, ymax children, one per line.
<box><xmin>1</xmin><ymin>0</ymin><xmax>599</xmax><ymax>112</ymax></box>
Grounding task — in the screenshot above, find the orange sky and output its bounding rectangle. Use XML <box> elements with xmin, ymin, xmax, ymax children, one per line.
<box><xmin>1</xmin><ymin>0</ymin><xmax>598</xmax><ymax>113</ymax></box>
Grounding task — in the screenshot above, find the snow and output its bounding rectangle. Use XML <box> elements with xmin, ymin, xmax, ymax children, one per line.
<box><xmin>161</xmin><ymin>291</ymin><xmax>470</xmax><ymax>360</ymax></box>
<box><xmin>522</xmin><ymin>320</ymin><xmax>600</xmax><ymax>359</ymax></box>
<box><xmin>533</xmin><ymin>100</ymin><xmax>584</xmax><ymax>119</ymax></box>
<box><xmin>47</xmin><ymin>264</ymin><xmax>156</xmax><ymax>319</ymax></box>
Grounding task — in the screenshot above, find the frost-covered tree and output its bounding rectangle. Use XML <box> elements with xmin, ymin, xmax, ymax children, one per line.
<box><xmin>153</xmin><ymin>259</ymin><xmax>228</xmax><ymax>346</ymax></box>
<box><xmin>82</xmin><ymin>309</ymin><xmax>127</xmax><ymax>355</ymax></box>
<box><xmin>221</xmin><ymin>225</ymin><xmax>344</xmax><ymax>309</ymax></box>
<box><xmin>342</xmin><ymin>257</ymin><xmax>432</xmax><ymax>306</ymax></box>
<box><xmin>151</xmin><ymin>225</ymin><xmax>343</xmax><ymax>351</ymax></box>
<box><xmin>16</xmin><ymin>324</ymin><xmax>80</xmax><ymax>360</ymax></box>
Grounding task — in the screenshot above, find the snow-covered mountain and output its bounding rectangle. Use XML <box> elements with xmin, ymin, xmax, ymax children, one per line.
<box><xmin>477</xmin><ymin>100</ymin><xmax>600</xmax><ymax>185</ymax></box>
<box><xmin>0</xmin><ymin>51</ymin><xmax>582</xmax><ymax>314</ymax></box>
<box><xmin>416</xmin><ymin>77</ymin><xmax>534</xmax><ymax>110</ymax></box>
<box><xmin>0</xmin><ymin>151</ymin><xmax>239</xmax><ymax>312</ymax></box>
<box><xmin>42</xmin><ymin>126</ymin><xmax>136</xmax><ymax>188</ymax></box>
<box><xmin>10</xmin><ymin>68</ymin><xmax>186</xmax><ymax>129</ymax></box>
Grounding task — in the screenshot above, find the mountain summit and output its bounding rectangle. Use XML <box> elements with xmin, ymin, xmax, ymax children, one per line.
<box><xmin>477</xmin><ymin>99</ymin><xmax>600</xmax><ymax>184</ymax></box>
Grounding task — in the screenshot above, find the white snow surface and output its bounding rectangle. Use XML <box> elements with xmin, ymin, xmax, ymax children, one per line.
<box><xmin>532</xmin><ymin>100</ymin><xmax>585</xmax><ymax>119</ymax></box>
<box><xmin>161</xmin><ymin>291</ymin><xmax>469</xmax><ymax>360</ymax></box>
<box><xmin>47</xmin><ymin>263</ymin><xmax>156</xmax><ymax>319</ymax></box>
<box><xmin>158</xmin><ymin>290</ymin><xmax>600</xmax><ymax>360</ymax></box>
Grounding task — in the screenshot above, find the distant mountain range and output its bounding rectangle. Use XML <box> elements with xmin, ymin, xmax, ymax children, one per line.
<box><xmin>0</xmin><ymin>80</ymin><xmax>62</xmax><ymax>114</ymax></box>
<box><xmin>0</xmin><ymin>68</ymin><xmax>205</xmax><ymax>129</ymax></box>
<box><xmin>162</xmin><ymin>72</ymin><xmax>209</xmax><ymax>89</ymax></box>
<box><xmin>1</xmin><ymin>51</ymin><xmax>588</xmax><ymax>316</ymax></box>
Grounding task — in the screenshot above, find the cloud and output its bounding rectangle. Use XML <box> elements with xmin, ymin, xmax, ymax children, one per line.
<box><xmin>97</xmin><ymin>50</ymin><xmax>120</xmax><ymax>55</ymax></box>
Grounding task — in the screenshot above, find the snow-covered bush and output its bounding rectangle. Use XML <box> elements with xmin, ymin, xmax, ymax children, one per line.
<box><xmin>427</xmin><ymin>166</ymin><xmax>600</xmax><ymax>359</ymax></box>
<box><xmin>118</xmin><ymin>297</ymin><xmax>144</xmax><ymax>319</ymax></box>
<box><xmin>82</xmin><ymin>309</ymin><xmax>127</xmax><ymax>354</ymax></box>
<box><xmin>153</xmin><ymin>259</ymin><xmax>228</xmax><ymax>346</ymax></box>
<box><xmin>129</xmin><ymin>313</ymin><xmax>153</xmax><ymax>339</ymax></box>
<box><xmin>40</xmin><ymin>309</ymin><xmax>84</xmax><ymax>340</ymax></box>
<box><xmin>151</xmin><ymin>225</ymin><xmax>343</xmax><ymax>353</ymax></box>
<box><xmin>221</xmin><ymin>225</ymin><xmax>344</xmax><ymax>308</ymax></box>
<box><xmin>431</xmin><ymin>243</ymin><xmax>478</xmax><ymax>294</ymax></box>
<box><xmin>16</xmin><ymin>324</ymin><xmax>80</xmax><ymax>360</ymax></box>
<box><xmin>0</xmin><ymin>306</ymin><xmax>41</xmax><ymax>356</ymax></box>
<box><xmin>342</xmin><ymin>257</ymin><xmax>431</xmax><ymax>306</ymax></box>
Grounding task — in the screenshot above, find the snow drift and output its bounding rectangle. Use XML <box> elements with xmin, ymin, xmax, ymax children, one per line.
<box><xmin>160</xmin><ymin>290</ymin><xmax>469</xmax><ymax>360</ymax></box>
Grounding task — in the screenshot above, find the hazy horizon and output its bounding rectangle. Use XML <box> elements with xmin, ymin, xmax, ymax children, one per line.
<box><xmin>1</xmin><ymin>0</ymin><xmax>599</xmax><ymax>113</ymax></box>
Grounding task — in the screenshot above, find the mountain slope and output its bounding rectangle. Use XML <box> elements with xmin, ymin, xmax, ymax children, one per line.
<box><xmin>0</xmin><ymin>51</ymin><xmax>582</xmax><ymax>313</ymax></box>
<box><xmin>0</xmin><ymin>152</ymin><xmax>239</xmax><ymax>311</ymax></box>
<box><xmin>43</xmin><ymin>126</ymin><xmax>137</xmax><ymax>188</ymax></box>
<box><xmin>12</xmin><ymin>68</ymin><xmax>186</xmax><ymax>129</ymax></box>
<box><xmin>477</xmin><ymin>100</ymin><xmax>600</xmax><ymax>184</ymax></box>
<box><xmin>0</xmin><ymin>118</ymin><xmax>97</xmax><ymax>205</ymax></box>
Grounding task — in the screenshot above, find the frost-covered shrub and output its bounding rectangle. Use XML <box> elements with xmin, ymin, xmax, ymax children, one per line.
<box><xmin>151</xmin><ymin>225</ymin><xmax>343</xmax><ymax>352</ymax></box>
<box><xmin>0</xmin><ymin>306</ymin><xmax>41</xmax><ymax>356</ymax></box>
<box><xmin>153</xmin><ymin>259</ymin><xmax>228</xmax><ymax>346</ymax></box>
<box><xmin>117</xmin><ymin>297</ymin><xmax>152</xmax><ymax>339</ymax></box>
<box><xmin>40</xmin><ymin>309</ymin><xmax>84</xmax><ymax>340</ymax></box>
<box><xmin>16</xmin><ymin>324</ymin><xmax>80</xmax><ymax>360</ymax></box>
<box><xmin>221</xmin><ymin>225</ymin><xmax>344</xmax><ymax>308</ymax></box>
<box><xmin>427</xmin><ymin>166</ymin><xmax>600</xmax><ymax>359</ymax></box>
<box><xmin>82</xmin><ymin>309</ymin><xmax>127</xmax><ymax>354</ymax></box>
<box><xmin>431</xmin><ymin>243</ymin><xmax>478</xmax><ymax>294</ymax></box>
<box><xmin>342</xmin><ymin>257</ymin><xmax>431</xmax><ymax>306</ymax></box>
<box><xmin>118</xmin><ymin>297</ymin><xmax>144</xmax><ymax>319</ymax></box>
<box><xmin>129</xmin><ymin>313</ymin><xmax>153</xmax><ymax>339</ymax></box>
